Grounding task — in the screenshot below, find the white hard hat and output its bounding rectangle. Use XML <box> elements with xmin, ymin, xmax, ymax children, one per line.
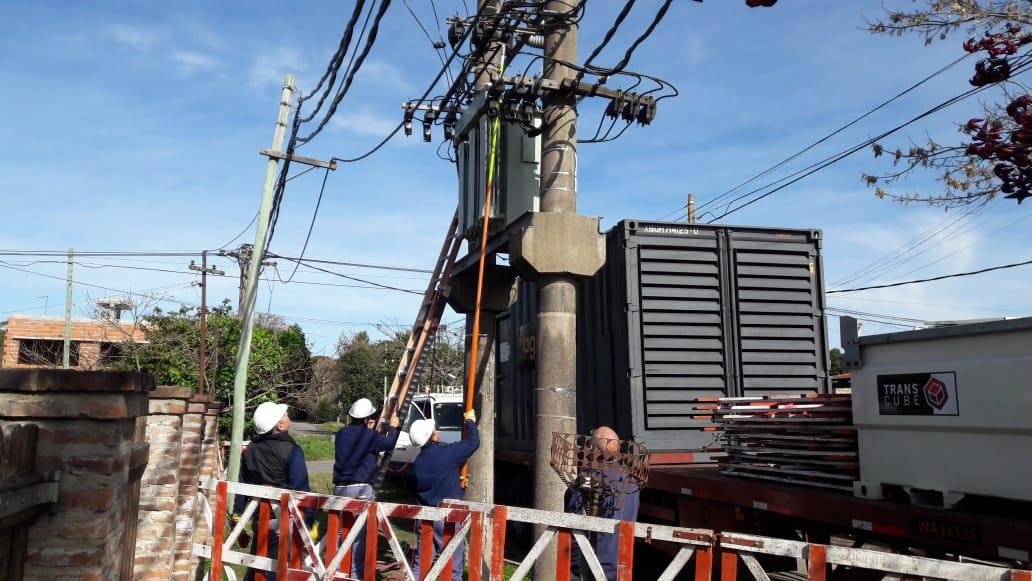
<box><xmin>409</xmin><ymin>419</ymin><xmax>436</xmax><ymax>447</ymax></box>
<box><xmin>253</xmin><ymin>402</ymin><xmax>289</xmax><ymax>435</ymax></box>
<box><xmin>348</xmin><ymin>398</ymin><xmax>377</xmax><ymax>419</ymax></box>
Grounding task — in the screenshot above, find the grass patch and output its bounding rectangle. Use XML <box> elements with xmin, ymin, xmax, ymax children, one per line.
<box><xmin>296</xmin><ymin>434</ymin><xmax>335</xmax><ymax>460</ymax></box>
<box><xmin>309</xmin><ymin>472</ymin><xmax>335</xmax><ymax>494</ymax></box>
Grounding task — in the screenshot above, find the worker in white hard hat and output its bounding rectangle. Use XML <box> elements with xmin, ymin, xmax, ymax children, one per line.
<box><xmin>409</xmin><ymin>408</ymin><xmax>479</xmax><ymax>581</ymax></box>
<box><xmin>232</xmin><ymin>401</ymin><xmax>312</xmax><ymax>581</ymax></box>
<box><xmin>331</xmin><ymin>397</ymin><xmax>400</xmax><ymax>578</ymax></box>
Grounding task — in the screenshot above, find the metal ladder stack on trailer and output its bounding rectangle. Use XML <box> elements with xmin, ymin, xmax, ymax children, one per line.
<box><xmin>371</xmin><ymin>212</ymin><xmax>462</xmax><ymax>488</ymax></box>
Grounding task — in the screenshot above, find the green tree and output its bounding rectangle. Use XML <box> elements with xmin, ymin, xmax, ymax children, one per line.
<box><xmin>337</xmin><ymin>331</ymin><xmax>385</xmax><ymax>410</ymax></box>
<box><xmin>334</xmin><ymin>325</ymin><xmax>467</xmax><ymax>414</ymax></box>
<box><xmin>106</xmin><ymin>301</ymin><xmax>313</xmax><ymax>436</ymax></box>
<box><xmin>829</xmin><ymin>347</ymin><xmax>846</xmax><ymax>376</ymax></box>
<box><xmin>864</xmin><ymin>1</ymin><xmax>1032</xmax><ymax>206</ymax></box>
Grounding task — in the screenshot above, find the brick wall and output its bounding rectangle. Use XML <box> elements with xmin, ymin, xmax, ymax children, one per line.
<box><xmin>0</xmin><ymin>368</ymin><xmax>152</xmax><ymax>580</ymax></box>
<box><xmin>133</xmin><ymin>386</ymin><xmax>223</xmax><ymax>581</ymax></box>
<box><xmin>1</xmin><ymin>315</ymin><xmax>146</xmax><ymax>369</ymax></box>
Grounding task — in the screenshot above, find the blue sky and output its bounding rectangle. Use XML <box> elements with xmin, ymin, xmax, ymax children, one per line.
<box><xmin>1</xmin><ymin>0</ymin><xmax>1028</xmax><ymax>355</ymax></box>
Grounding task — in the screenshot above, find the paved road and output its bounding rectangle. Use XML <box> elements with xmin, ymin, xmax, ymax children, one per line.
<box><xmin>307</xmin><ymin>459</ymin><xmax>334</xmax><ymax>474</ymax></box>
<box><xmin>292</xmin><ymin>421</ymin><xmax>335</xmax><ymax>437</ymax></box>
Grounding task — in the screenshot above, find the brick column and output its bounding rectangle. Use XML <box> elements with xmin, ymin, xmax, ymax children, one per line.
<box><xmin>169</xmin><ymin>394</ymin><xmax>214</xmax><ymax>581</ymax></box>
<box><xmin>0</xmin><ymin>369</ymin><xmax>152</xmax><ymax>580</ymax></box>
<box><xmin>134</xmin><ymin>386</ymin><xmax>192</xmax><ymax>579</ymax></box>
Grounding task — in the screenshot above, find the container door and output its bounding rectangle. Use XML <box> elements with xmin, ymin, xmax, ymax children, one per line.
<box><xmin>727</xmin><ymin>229</ymin><xmax>829</xmax><ymax>396</ymax></box>
<box><xmin>628</xmin><ymin>229</ymin><xmax>730</xmax><ymax>450</ymax></box>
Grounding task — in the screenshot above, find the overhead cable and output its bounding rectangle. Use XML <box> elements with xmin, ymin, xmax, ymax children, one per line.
<box><xmin>828</xmin><ymin>257</ymin><xmax>1032</xmax><ymax>294</ymax></box>
<box><xmin>693</xmin><ymin>53</ymin><xmax>970</xmax><ymax>219</ymax></box>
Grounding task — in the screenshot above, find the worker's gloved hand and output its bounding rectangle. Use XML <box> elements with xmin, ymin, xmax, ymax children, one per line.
<box><xmin>463</xmin><ymin>409</ymin><xmax>476</xmax><ymax>423</ymax></box>
<box><xmin>310</xmin><ymin>522</ymin><xmax>320</xmax><ymax>542</ymax></box>
<box><xmin>389</xmin><ymin>415</ymin><xmax>400</xmax><ymax>429</ymax></box>
<box><xmin>231</xmin><ymin>514</ymin><xmax>242</xmax><ymax>523</ymax></box>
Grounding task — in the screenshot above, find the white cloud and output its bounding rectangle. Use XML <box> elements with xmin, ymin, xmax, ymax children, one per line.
<box><xmin>104</xmin><ymin>22</ymin><xmax>225</xmax><ymax>78</ymax></box>
<box><xmin>170</xmin><ymin>50</ymin><xmax>221</xmax><ymax>74</ymax></box>
<box><xmin>249</xmin><ymin>46</ymin><xmax>305</xmax><ymax>88</ymax></box>
<box><xmin>331</xmin><ymin>109</ymin><xmax>399</xmax><ymax>137</ymax></box>
<box><xmin>360</xmin><ymin>60</ymin><xmax>411</xmax><ymax>91</ymax></box>
<box><xmin>108</xmin><ymin>24</ymin><xmax>160</xmax><ymax>51</ymax></box>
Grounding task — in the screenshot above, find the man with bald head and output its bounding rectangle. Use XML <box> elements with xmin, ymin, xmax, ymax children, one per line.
<box><xmin>564</xmin><ymin>425</ymin><xmax>641</xmax><ymax>580</ymax></box>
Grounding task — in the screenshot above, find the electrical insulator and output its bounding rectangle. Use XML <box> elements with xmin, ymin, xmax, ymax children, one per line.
<box><xmin>422</xmin><ymin>120</ymin><xmax>432</xmax><ymax>142</ymax></box>
<box><xmin>448</xmin><ymin>21</ymin><xmax>467</xmax><ymax>48</ymax></box>
<box><xmin>523</xmin><ymin>33</ymin><xmax>545</xmax><ymax>49</ymax></box>
<box><xmin>403</xmin><ymin>104</ymin><xmax>415</xmax><ymax>136</ymax></box>
<box><xmin>443</xmin><ymin>123</ymin><xmax>454</xmax><ymax>141</ymax></box>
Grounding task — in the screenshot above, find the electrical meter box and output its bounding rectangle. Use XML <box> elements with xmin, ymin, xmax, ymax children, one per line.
<box><xmin>845</xmin><ymin>317</ymin><xmax>1032</xmax><ymax>506</ymax></box>
<box><xmin>456</xmin><ymin>113</ymin><xmax>540</xmax><ymax>240</ymax></box>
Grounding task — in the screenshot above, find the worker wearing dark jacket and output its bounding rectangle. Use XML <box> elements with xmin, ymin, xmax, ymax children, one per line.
<box><xmin>409</xmin><ymin>410</ymin><xmax>480</xmax><ymax>581</ymax></box>
<box><xmin>232</xmin><ymin>402</ymin><xmax>311</xmax><ymax>581</ymax></box>
<box><xmin>331</xmin><ymin>397</ymin><xmax>400</xmax><ymax>578</ymax></box>
<box><xmin>564</xmin><ymin>426</ymin><xmax>641</xmax><ymax>581</ymax></box>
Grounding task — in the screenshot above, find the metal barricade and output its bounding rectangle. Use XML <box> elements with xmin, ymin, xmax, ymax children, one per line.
<box><xmin>192</xmin><ymin>478</ymin><xmax>1032</xmax><ymax>581</ymax></box>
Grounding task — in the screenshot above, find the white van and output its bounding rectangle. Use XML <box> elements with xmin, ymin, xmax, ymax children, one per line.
<box><xmin>389</xmin><ymin>392</ymin><xmax>465</xmax><ymax>471</ymax></box>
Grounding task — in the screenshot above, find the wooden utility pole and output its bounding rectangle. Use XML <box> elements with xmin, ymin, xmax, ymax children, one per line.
<box><xmin>62</xmin><ymin>248</ymin><xmax>73</xmax><ymax>369</ymax></box>
<box><xmin>190</xmin><ymin>251</ymin><xmax>225</xmax><ymax>398</ymax></box>
<box><xmin>688</xmin><ymin>193</ymin><xmax>696</xmax><ymax>224</ymax></box>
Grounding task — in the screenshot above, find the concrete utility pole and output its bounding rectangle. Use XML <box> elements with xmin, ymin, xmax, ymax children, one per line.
<box><xmin>228</xmin><ymin>75</ymin><xmax>295</xmax><ymax>483</ymax></box>
<box><xmin>688</xmin><ymin>193</ymin><xmax>697</xmax><ymax>224</ymax></box>
<box><xmin>63</xmin><ymin>248</ymin><xmax>73</xmax><ymax>369</ymax></box>
<box><xmin>190</xmin><ymin>251</ymin><xmax>225</xmax><ymax>398</ymax></box>
<box><xmin>234</xmin><ymin>244</ymin><xmax>253</xmax><ymax>316</ymax></box>
<box><xmin>533</xmin><ymin>1</ymin><xmax>585</xmax><ymax>575</ymax></box>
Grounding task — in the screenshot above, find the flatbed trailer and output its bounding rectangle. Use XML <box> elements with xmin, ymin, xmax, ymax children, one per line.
<box><xmin>646</xmin><ymin>464</ymin><xmax>1032</xmax><ymax>565</ymax></box>
<box><xmin>494</xmin><ymin>452</ymin><xmax>1032</xmax><ymax>568</ymax></box>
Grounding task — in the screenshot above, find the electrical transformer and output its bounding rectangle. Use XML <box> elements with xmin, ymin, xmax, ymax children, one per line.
<box><xmin>455</xmin><ymin>104</ymin><xmax>540</xmax><ymax>240</ymax></box>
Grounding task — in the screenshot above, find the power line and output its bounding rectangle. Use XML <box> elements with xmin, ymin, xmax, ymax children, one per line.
<box><xmin>581</xmin><ymin>0</ymin><xmax>637</xmax><ymax>71</ymax></box>
<box><xmin>281</xmin><ymin>167</ymin><xmax>331</xmax><ymax>283</ymax></box>
<box><xmin>705</xmin><ymin>77</ymin><xmax>1005</xmax><ymax>223</ymax></box>
<box><xmin>217</xmin><ymin>213</ymin><xmax>258</xmax><ymax>250</ymax></box>
<box><xmin>270</xmin><ymin>255</ymin><xmax>423</xmax><ymax>294</ymax></box>
<box><xmin>825</xmin><ymin>307</ymin><xmax>924</xmax><ymax>323</ymax></box>
<box><xmin>829</xmin><ymin>205</ymin><xmax>984</xmax><ymax>289</ymax></box>
<box><xmin>0</xmin><ymin>262</ymin><xmax>199</xmax><ymax>305</ymax></box>
<box><xmin>330</xmin><ymin>0</ymin><xmax>494</xmax><ymax>164</ymax></box>
<box><xmin>0</xmin><ymin>250</ymin><xmax>203</xmax><ymax>257</ymax></box>
<box><xmin>263</xmin><ymin>252</ymin><xmax>432</xmax><ymax>273</ymax></box>
<box><xmin>825</xmin><ymin>312</ymin><xmax>913</xmax><ymax>330</ymax></box>
<box><xmin>297</xmin><ymin>0</ymin><xmax>394</xmax><ymax>145</ymax></box>
<box><xmin>828</xmin><ymin>257</ymin><xmax>1032</xmax><ymax>294</ymax></box>
<box><xmin>692</xmin><ymin>53</ymin><xmax>970</xmax><ymax>220</ymax></box>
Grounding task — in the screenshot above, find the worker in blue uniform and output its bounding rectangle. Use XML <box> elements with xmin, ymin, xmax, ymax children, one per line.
<box><xmin>564</xmin><ymin>425</ymin><xmax>641</xmax><ymax>581</ymax></box>
<box><xmin>331</xmin><ymin>397</ymin><xmax>400</xmax><ymax>578</ymax></box>
<box><xmin>232</xmin><ymin>401</ymin><xmax>312</xmax><ymax>581</ymax></box>
<box><xmin>408</xmin><ymin>409</ymin><xmax>480</xmax><ymax>581</ymax></box>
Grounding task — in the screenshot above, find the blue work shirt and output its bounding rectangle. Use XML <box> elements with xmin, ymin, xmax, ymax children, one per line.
<box><xmin>410</xmin><ymin>420</ymin><xmax>480</xmax><ymax>507</ymax></box>
<box><xmin>565</xmin><ymin>472</ymin><xmax>641</xmax><ymax>581</ymax></box>
<box><xmin>333</xmin><ymin>423</ymin><xmax>399</xmax><ymax>484</ymax></box>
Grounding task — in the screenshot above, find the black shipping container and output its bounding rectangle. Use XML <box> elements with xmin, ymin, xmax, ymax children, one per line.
<box><xmin>495</xmin><ymin>220</ymin><xmax>830</xmax><ymax>453</ymax></box>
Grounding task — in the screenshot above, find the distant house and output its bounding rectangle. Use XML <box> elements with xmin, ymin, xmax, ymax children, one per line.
<box><xmin>0</xmin><ymin>314</ymin><xmax>147</xmax><ymax>369</ymax></box>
